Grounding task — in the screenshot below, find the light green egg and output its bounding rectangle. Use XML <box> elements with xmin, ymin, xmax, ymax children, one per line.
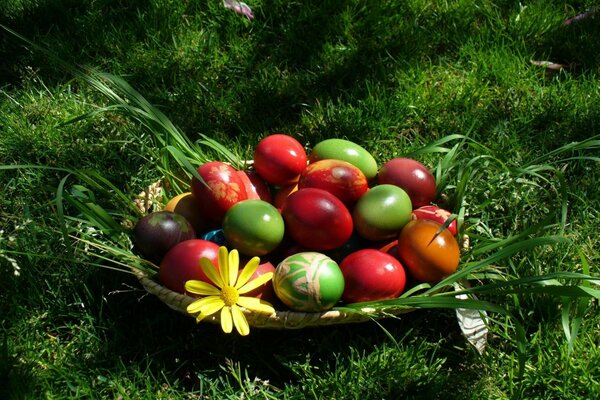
<box><xmin>309</xmin><ymin>139</ymin><xmax>378</xmax><ymax>180</ymax></box>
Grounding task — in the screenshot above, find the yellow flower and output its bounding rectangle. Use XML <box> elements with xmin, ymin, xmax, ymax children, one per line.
<box><xmin>185</xmin><ymin>246</ymin><xmax>275</xmax><ymax>336</ymax></box>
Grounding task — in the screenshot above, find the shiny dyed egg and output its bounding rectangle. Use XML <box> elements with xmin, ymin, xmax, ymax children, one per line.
<box><xmin>340</xmin><ymin>249</ymin><xmax>406</xmax><ymax>303</ymax></box>
<box><xmin>133</xmin><ymin>211</ymin><xmax>196</xmax><ymax>264</ymax></box>
<box><xmin>353</xmin><ymin>184</ymin><xmax>412</xmax><ymax>242</ymax></box>
<box><xmin>253</xmin><ymin>134</ymin><xmax>307</xmax><ymax>185</ymax></box>
<box><xmin>200</xmin><ymin>228</ymin><xmax>226</xmax><ymax>246</ymax></box>
<box><xmin>281</xmin><ymin>188</ymin><xmax>353</xmax><ymax>250</ymax></box>
<box><xmin>412</xmin><ymin>205</ymin><xmax>458</xmax><ymax>236</ymax></box>
<box><xmin>191</xmin><ymin>161</ymin><xmax>248</xmax><ymax>224</ymax></box>
<box><xmin>298</xmin><ymin>159</ymin><xmax>369</xmax><ymax>207</ymax></box>
<box><xmin>377</xmin><ymin>158</ymin><xmax>436</xmax><ymax>207</ymax></box>
<box><xmin>164</xmin><ymin>192</ymin><xmax>210</xmax><ymax>233</ymax></box>
<box><xmin>159</xmin><ymin>239</ymin><xmax>220</xmax><ymax>293</ymax></box>
<box><xmin>397</xmin><ymin>220</ymin><xmax>460</xmax><ymax>283</ymax></box>
<box><xmin>309</xmin><ymin>138</ymin><xmax>378</xmax><ymax>180</ymax></box>
<box><xmin>273</xmin><ymin>252</ymin><xmax>345</xmax><ymax>312</ymax></box>
<box><xmin>222</xmin><ymin>200</ymin><xmax>285</xmax><ymax>256</ymax></box>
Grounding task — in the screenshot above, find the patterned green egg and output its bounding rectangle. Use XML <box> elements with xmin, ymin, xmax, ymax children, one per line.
<box><xmin>273</xmin><ymin>252</ymin><xmax>345</xmax><ymax>312</ymax></box>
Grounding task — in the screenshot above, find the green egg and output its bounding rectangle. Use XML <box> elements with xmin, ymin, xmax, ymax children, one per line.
<box><xmin>222</xmin><ymin>200</ymin><xmax>285</xmax><ymax>256</ymax></box>
<box><xmin>273</xmin><ymin>252</ymin><xmax>345</xmax><ymax>312</ymax></box>
<box><xmin>309</xmin><ymin>139</ymin><xmax>378</xmax><ymax>180</ymax></box>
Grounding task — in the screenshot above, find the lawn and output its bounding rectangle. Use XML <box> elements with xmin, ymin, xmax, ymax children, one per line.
<box><xmin>1</xmin><ymin>1</ymin><xmax>599</xmax><ymax>399</ymax></box>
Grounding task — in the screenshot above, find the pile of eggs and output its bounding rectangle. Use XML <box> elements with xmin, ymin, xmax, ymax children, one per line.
<box><xmin>134</xmin><ymin>134</ymin><xmax>461</xmax><ymax>313</ymax></box>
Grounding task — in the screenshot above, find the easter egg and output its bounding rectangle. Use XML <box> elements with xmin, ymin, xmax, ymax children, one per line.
<box><xmin>397</xmin><ymin>220</ymin><xmax>460</xmax><ymax>283</ymax></box>
<box><xmin>412</xmin><ymin>205</ymin><xmax>458</xmax><ymax>236</ymax></box>
<box><xmin>309</xmin><ymin>138</ymin><xmax>378</xmax><ymax>180</ymax></box>
<box><xmin>281</xmin><ymin>188</ymin><xmax>353</xmax><ymax>250</ymax></box>
<box><xmin>237</xmin><ymin>170</ymin><xmax>273</xmax><ymax>203</ymax></box>
<box><xmin>200</xmin><ymin>228</ymin><xmax>226</xmax><ymax>246</ymax></box>
<box><xmin>238</xmin><ymin>259</ymin><xmax>277</xmax><ymax>303</ymax></box>
<box><xmin>159</xmin><ymin>239</ymin><xmax>220</xmax><ymax>293</ymax></box>
<box><xmin>222</xmin><ymin>200</ymin><xmax>285</xmax><ymax>256</ymax></box>
<box><xmin>377</xmin><ymin>158</ymin><xmax>436</xmax><ymax>208</ymax></box>
<box><xmin>298</xmin><ymin>159</ymin><xmax>369</xmax><ymax>207</ymax></box>
<box><xmin>253</xmin><ymin>134</ymin><xmax>307</xmax><ymax>185</ymax></box>
<box><xmin>164</xmin><ymin>192</ymin><xmax>210</xmax><ymax>233</ymax></box>
<box><xmin>273</xmin><ymin>252</ymin><xmax>345</xmax><ymax>312</ymax></box>
<box><xmin>378</xmin><ymin>239</ymin><xmax>400</xmax><ymax>259</ymax></box>
<box><xmin>273</xmin><ymin>183</ymin><xmax>299</xmax><ymax>210</ymax></box>
<box><xmin>190</xmin><ymin>161</ymin><xmax>248</xmax><ymax>224</ymax></box>
<box><xmin>133</xmin><ymin>211</ymin><xmax>196</xmax><ymax>264</ymax></box>
<box><xmin>340</xmin><ymin>249</ymin><xmax>406</xmax><ymax>303</ymax></box>
<box><xmin>353</xmin><ymin>184</ymin><xmax>412</xmax><ymax>242</ymax></box>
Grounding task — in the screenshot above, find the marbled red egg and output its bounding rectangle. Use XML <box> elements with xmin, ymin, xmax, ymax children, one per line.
<box><xmin>191</xmin><ymin>161</ymin><xmax>248</xmax><ymax>224</ymax></box>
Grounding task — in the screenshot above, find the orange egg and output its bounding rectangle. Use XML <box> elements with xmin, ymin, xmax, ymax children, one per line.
<box><xmin>397</xmin><ymin>220</ymin><xmax>459</xmax><ymax>283</ymax></box>
<box><xmin>164</xmin><ymin>192</ymin><xmax>209</xmax><ymax>234</ymax></box>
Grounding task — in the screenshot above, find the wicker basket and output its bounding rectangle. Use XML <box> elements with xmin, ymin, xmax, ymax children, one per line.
<box><xmin>130</xmin><ymin>180</ymin><xmax>437</xmax><ymax>329</ymax></box>
<box><xmin>134</xmin><ymin>268</ymin><xmax>416</xmax><ymax>329</ymax></box>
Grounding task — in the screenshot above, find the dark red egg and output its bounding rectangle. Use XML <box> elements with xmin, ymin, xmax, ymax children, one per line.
<box><xmin>133</xmin><ymin>211</ymin><xmax>196</xmax><ymax>264</ymax></box>
<box><xmin>412</xmin><ymin>205</ymin><xmax>458</xmax><ymax>236</ymax></box>
<box><xmin>298</xmin><ymin>159</ymin><xmax>369</xmax><ymax>207</ymax></box>
<box><xmin>164</xmin><ymin>192</ymin><xmax>210</xmax><ymax>234</ymax></box>
<box><xmin>253</xmin><ymin>134</ymin><xmax>307</xmax><ymax>185</ymax></box>
<box><xmin>273</xmin><ymin>184</ymin><xmax>299</xmax><ymax>210</ymax></box>
<box><xmin>244</xmin><ymin>170</ymin><xmax>273</xmax><ymax>203</ymax></box>
<box><xmin>191</xmin><ymin>161</ymin><xmax>248</xmax><ymax>224</ymax></box>
<box><xmin>159</xmin><ymin>239</ymin><xmax>220</xmax><ymax>294</ymax></box>
<box><xmin>281</xmin><ymin>188</ymin><xmax>353</xmax><ymax>250</ymax></box>
<box><xmin>238</xmin><ymin>259</ymin><xmax>277</xmax><ymax>303</ymax></box>
<box><xmin>340</xmin><ymin>249</ymin><xmax>406</xmax><ymax>303</ymax></box>
<box><xmin>377</xmin><ymin>158</ymin><xmax>436</xmax><ymax>208</ymax></box>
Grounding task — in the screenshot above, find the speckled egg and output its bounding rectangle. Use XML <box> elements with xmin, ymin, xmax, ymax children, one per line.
<box><xmin>273</xmin><ymin>252</ymin><xmax>345</xmax><ymax>312</ymax></box>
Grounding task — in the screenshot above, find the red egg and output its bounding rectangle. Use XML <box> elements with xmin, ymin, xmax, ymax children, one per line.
<box><xmin>238</xmin><ymin>259</ymin><xmax>277</xmax><ymax>303</ymax></box>
<box><xmin>159</xmin><ymin>239</ymin><xmax>220</xmax><ymax>294</ymax></box>
<box><xmin>377</xmin><ymin>158</ymin><xmax>436</xmax><ymax>207</ymax></box>
<box><xmin>245</xmin><ymin>170</ymin><xmax>273</xmax><ymax>203</ymax></box>
<box><xmin>253</xmin><ymin>134</ymin><xmax>307</xmax><ymax>185</ymax></box>
<box><xmin>281</xmin><ymin>188</ymin><xmax>353</xmax><ymax>250</ymax></box>
<box><xmin>191</xmin><ymin>161</ymin><xmax>248</xmax><ymax>224</ymax></box>
<box><xmin>298</xmin><ymin>159</ymin><xmax>369</xmax><ymax>207</ymax></box>
<box><xmin>340</xmin><ymin>249</ymin><xmax>406</xmax><ymax>303</ymax></box>
<box><xmin>273</xmin><ymin>184</ymin><xmax>299</xmax><ymax>210</ymax></box>
<box><xmin>164</xmin><ymin>192</ymin><xmax>210</xmax><ymax>234</ymax></box>
<box><xmin>412</xmin><ymin>205</ymin><xmax>458</xmax><ymax>236</ymax></box>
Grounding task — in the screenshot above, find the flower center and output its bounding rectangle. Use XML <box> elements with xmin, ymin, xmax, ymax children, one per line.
<box><xmin>220</xmin><ymin>286</ymin><xmax>239</xmax><ymax>306</ymax></box>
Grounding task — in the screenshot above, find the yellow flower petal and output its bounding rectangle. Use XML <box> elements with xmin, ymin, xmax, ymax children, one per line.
<box><xmin>237</xmin><ymin>296</ymin><xmax>276</xmax><ymax>314</ymax></box>
<box><xmin>227</xmin><ymin>249</ymin><xmax>240</xmax><ymax>287</ymax></box>
<box><xmin>231</xmin><ymin>304</ymin><xmax>250</xmax><ymax>336</ymax></box>
<box><xmin>200</xmin><ymin>257</ymin><xmax>224</xmax><ymax>288</ymax></box>
<box><xmin>220</xmin><ymin>306</ymin><xmax>233</xmax><ymax>333</ymax></box>
<box><xmin>185</xmin><ymin>280</ymin><xmax>221</xmax><ymax>296</ymax></box>
<box><xmin>235</xmin><ymin>256</ymin><xmax>260</xmax><ymax>289</ymax></box>
<box><xmin>218</xmin><ymin>246</ymin><xmax>230</xmax><ymax>288</ymax></box>
<box><xmin>187</xmin><ymin>296</ymin><xmax>224</xmax><ymax>315</ymax></box>
<box><xmin>237</xmin><ymin>272</ymin><xmax>274</xmax><ymax>295</ymax></box>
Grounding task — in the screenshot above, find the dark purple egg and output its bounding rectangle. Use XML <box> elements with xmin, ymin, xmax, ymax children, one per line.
<box><xmin>133</xmin><ymin>211</ymin><xmax>196</xmax><ymax>264</ymax></box>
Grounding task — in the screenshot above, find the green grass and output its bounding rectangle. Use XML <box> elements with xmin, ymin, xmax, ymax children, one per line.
<box><xmin>2</xmin><ymin>1</ymin><xmax>600</xmax><ymax>399</ymax></box>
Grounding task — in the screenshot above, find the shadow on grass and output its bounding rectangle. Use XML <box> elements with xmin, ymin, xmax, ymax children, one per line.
<box><xmin>80</xmin><ymin>267</ymin><xmax>477</xmax><ymax>396</ymax></box>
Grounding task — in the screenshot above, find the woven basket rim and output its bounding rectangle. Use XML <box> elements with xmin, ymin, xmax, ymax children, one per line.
<box><xmin>134</xmin><ymin>268</ymin><xmax>416</xmax><ymax>329</ymax></box>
